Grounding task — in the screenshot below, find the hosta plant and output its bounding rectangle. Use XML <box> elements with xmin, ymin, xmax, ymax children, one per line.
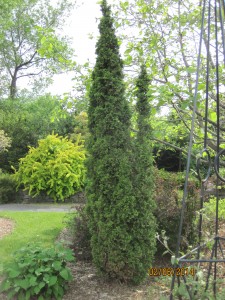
<box><xmin>0</xmin><ymin>243</ymin><xmax>75</xmax><ymax>300</ymax></box>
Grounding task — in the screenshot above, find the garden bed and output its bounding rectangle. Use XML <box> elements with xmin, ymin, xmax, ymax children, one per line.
<box><xmin>57</xmin><ymin>229</ymin><xmax>171</xmax><ymax>300</ymax></box>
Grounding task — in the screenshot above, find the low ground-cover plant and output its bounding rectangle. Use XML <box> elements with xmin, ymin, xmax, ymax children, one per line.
<box><xmin>172</xmin><ymin>268</ymin><xmax>225</xmax><ymax>300</ymax></box>
<box><xmin>0</xmin><ymin>243</ymin><xmax>75</xmax><ymax>300</ymax></box>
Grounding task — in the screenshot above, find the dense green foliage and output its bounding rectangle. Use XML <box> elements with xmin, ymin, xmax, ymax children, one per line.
<box><xmin>86</xmin><ymin>0</ymin><xmax>156</xmax><ymax>284</ymax></box>
<box><xmin>65</xmin><ymin>207</ymin><xmax>92</xmax><ymax>261</ymax></box>
<box><xmin>132</xmin><ymin>64</ymin><xmax>156</xmax><ymax>277</ymax></box>
<box><xmin>0</xmin><ymin>243</ymin><xmax>74</xmax><ymax>300</ymax></box>
<box><xmin>0</xmin><ymin>96</ymin><xmax>76</xmax><ymax>172</ymax></box>
<box><xmin>70</xmin><ymin>112</ymin><xmax>90</xmax><ymax>145</ymax></box>
<box><xmin>14</xmin><ymin>134</ymin><xmax>86</xmax><ymax>201</ymax></box>
<box><xmin>0</xmin><ymin>130</ymin><xmax>11</xmax><ymax>152</ymax></box>
<box><xmin>154</xmin><ymin>168</ymin><xmax>199</xmax><ymax>252</ymax></box>
<box><xmin>198</xmin><ymin>196</ymin><xmax>225</xmax><ymax>240</ymax></box>
<box><xmin>0</xmin><ymin>0</ymin><xmax>220</xmax><ymax>293</ymax></box>
<box><xmin>0</xmin><ymin>172</ymin><xmax>18</xmax><ymax>203</ymax></box>
<box><xmin>204</xmin><ymin>197</ymin><xmax>225</xmax><ymax>221</ymax></box>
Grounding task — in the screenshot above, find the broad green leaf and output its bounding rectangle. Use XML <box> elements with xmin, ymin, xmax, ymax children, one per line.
<box><xmin>209</xmin><ymin>111</ymin><xmax>217</xmax><ymax>122</ymax></box>
<box><xmin>171</xmin><ymin>255</ymin><xmax>179</xmax><ymax>265</ymax></box>
<box><xmin>48</xmin><ymin>276</ymin><xmax>57</xmax><ymax>287</ymax></box>
<box><xmin>16</xmin><ymin>279</ymin><xmax>30</xmax><ymax>290</ymax></box>
<box><xmin>59</xmin><ymin>269</ymin><xmax>69</xmax><ymax>280</ymax></box>
<box><xmin>52</xmin><ymin>261</ymin><xmax>62</xmax><ymax>271</ymax></box>
<box><xmin>8</xmin><ymin>270</ymin><xmax>20</xmax><ymax>278</ymax></box>
<box><xmin>0</xmin><ymin>280</ymin><xmax>11</xmax><ymax>292</ymax></box>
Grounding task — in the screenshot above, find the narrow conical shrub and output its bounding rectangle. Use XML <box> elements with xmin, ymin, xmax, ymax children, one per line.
<box><xmin>133</xmin><ymin>64</ymin><xmax>157</xmax><ymax>276</ymax></box>
<box><xmin>86</xmin><ymin>1</ymin><xmax>156</xmax><ymax>284</ymax></box>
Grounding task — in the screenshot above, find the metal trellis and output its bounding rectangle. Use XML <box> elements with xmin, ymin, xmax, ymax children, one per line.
<box><xmin>170</xmin><ymin>0</ymin><xmax>225</xmax><ymax>298</ymax></box>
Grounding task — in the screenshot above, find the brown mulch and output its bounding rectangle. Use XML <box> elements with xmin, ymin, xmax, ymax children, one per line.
<box><xmin>63</xmin><ymin>260</ymin><xmax>156</xmax><ymax>300</ymax></box>
<box><xmin>0</xmin><ymin>218</ymin><xmax>14</xmax><ymax>240</ymax></box>
<box><xmin>58</xmin><ymin>229</ymin><xmax>170</xmax><ymax>300</ymax></box>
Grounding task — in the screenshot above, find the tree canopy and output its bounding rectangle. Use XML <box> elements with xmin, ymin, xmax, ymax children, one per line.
<box><xmin>0</xmin><ymin>0</ymin><xmax>75</xmax><ymax>98</ymax></box>
<box><xmin>111</xmin><ymin>0</ymin><xmax>225</xmax><ymax>155</ymax></box>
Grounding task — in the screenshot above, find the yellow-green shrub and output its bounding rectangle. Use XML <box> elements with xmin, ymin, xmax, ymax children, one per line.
<box><xmin>14</xmin><ymin>134</ymin><xmax>86</xmax><ymax>201</ymax></box>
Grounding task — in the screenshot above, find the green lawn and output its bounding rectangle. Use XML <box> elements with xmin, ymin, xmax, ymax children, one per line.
<box><xmin>0</xmin><ymin>211</ymin><xmax>66</xmax><ymax>271</ymax></box>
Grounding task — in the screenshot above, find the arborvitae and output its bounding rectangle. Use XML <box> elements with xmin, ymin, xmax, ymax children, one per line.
<box><xmin>132</xmin><ymin>64</ymin><xmax>157</xmax><ymax>276</ymax></box>
<box><xmin>86</xmin><ymin>0</ymin><xmax>151</xmax><ymax>284</ymax></box>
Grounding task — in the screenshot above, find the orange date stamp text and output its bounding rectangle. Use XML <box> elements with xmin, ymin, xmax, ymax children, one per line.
<box><xmin>148</xmin><ymin>267</ymin><xmax>196</xmax><ymax>277</ymax></box>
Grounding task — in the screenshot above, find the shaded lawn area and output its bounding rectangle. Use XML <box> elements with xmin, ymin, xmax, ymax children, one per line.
<box><xmin>0</xmin><ymin>211</ymin><xmax>66</xmax><ymax>271</ymax></box>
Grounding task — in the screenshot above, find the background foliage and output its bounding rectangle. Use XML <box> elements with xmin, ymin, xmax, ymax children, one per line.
<box><xmin>154</xmin><ymin>168</ymin><xmax>199</xmax><ymax>252</ymax></box>
<box><xmin>0</xmin><ymin>96</ymin><xmax>76</xmax><ymax>172</ymax></box>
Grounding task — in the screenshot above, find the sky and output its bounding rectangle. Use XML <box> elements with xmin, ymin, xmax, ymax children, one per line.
<box><xmin>47</xmin><ymin>0</ymin><xmax>107</xmax><ymax>95</ymax></box>
<box><xmin>66</xmin><ymin>1</ymin><xmax>102</xmax><ymax>63</ymax></box>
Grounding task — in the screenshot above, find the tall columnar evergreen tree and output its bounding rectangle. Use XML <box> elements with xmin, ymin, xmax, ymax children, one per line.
<box><xmin>133</xmin><ymin>64</ymin><xmax>157</xmax><ymax>271</ymax></box>
<box><xmin>86</xmin><ymin>0</ymin><xmax>153</xmax><ymax>284</ymax></box>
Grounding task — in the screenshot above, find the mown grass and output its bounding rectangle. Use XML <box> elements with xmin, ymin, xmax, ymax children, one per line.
<box><xmin>0</xmin><ymin>211</ymin><xmax>66</xmax><ymax>271</ymax></box>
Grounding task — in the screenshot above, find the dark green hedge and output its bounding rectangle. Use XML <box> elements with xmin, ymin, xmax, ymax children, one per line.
<box><xmin>0</xmin><ymin>172</ymin><xmax>19</xmax><ymax>203</ymax></box>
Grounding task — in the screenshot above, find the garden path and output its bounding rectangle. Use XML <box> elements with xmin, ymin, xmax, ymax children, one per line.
<box><xmin>0</xmin><ymin>203</ymin><xmax>78</xmax><ymax>212</ymax></box>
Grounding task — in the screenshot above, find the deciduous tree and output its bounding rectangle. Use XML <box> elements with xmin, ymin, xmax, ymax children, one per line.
<box><xmin>0</xmin><ymin>0</ymin><xmax>75</xmax><ymax>98</ymax></box>
<box><xmin>113</xmin><ymin>0</ymin><xmax>225</xmax><ymax>154</ymax></box>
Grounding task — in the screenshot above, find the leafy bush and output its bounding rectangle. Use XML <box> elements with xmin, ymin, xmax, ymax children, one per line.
<box><xmin>204</xmin><ymin>196</ymin><xmax>225</xmax><ymax>220</ymax></box>
<box><xmin>14</xmin><ymin>134</ymin><xmax>86</xmax><ymax>201</ymax></box>
<box><xmin>0</xmin><ymin>243</ymin><xmax>75</xmax><ymax>300</ymax></box>
<box><xmin>0</xmin><ymin>172</ymin><xmax>19</xmax><ymax>204</ymax></box>
<box><xmin>197</xmin><ymin>196</ymin><xmax>225</xmax><ymax>240</ymax></box>
<box><xmin>154</xmin><ymin>168</ymin><xmax>199</xmax><ymax>252</ymax></box>
<box><xmin>0</xmin><ymin>129</ymin><xmax>11</xmax><ymax>152</ymax></box>
<box><xmin>0</xmin><ymin>96</ymin><xmax>76</xmax><ymax>173</ymax></box>
<box><xmin>65</xmin><ymin>206</ymin><xmax>92</xmax><ymax>261</ymax></box>
<box><xmin>70</xmin><ymin>112</ymin><xmax>90</xmax><ymax>145</ymax></box>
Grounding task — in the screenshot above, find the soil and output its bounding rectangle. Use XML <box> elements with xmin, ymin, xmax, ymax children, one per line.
<box><xmin>63</xmin><ymin>260</ymin><xmax>155</xmax><ymax>300</ymax></box>
<box><xmin>57</xmin><ymin>229</ymin><xmax>171</xmax><ymax>300</ymax></box>
<box><xmin>0</xmin><ymin>218</ymin><xmax>14</xmax><ymax>240</ymax></box>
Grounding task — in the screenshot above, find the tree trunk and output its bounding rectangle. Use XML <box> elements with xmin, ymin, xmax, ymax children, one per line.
<box><xmin>10</xmin><ymin>68</ymin><xmax>18</xmax><ymax>99</ymax></box>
